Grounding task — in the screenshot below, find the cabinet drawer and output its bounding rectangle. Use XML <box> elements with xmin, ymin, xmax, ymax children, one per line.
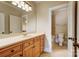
<box><xmin>28</xmin><ymin>39</ymin><xmax>33</xmax><ymax>45</ymax></box>
<box><xmin>23</xmin><ymin>39</ymin><xmax>33</xmax><ymax>48</ymax></box>
<box><xmin>34</xmin><ymin>41</ymin><xmax>40</xmax><ymax>46</ymax></box>
<box><xmin>10</xmin><ymin>44</ymin><xmax>22</xmax><ymax>53</ymax></box>
<box><xmin>34</xmin><ymin>36</ymin><xmax>40</xmax><ymax>42</ymax></box>
<box><xmin>0</xmin><ymin>43</ymin><xmax>22</xmax><ymax>57</ymax></box>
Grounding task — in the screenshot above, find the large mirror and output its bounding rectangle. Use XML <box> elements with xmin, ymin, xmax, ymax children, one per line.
<box><xmin>0</xmin><ymin>11</ymin><xmax>26</xmax><ymax>34</ymax></box>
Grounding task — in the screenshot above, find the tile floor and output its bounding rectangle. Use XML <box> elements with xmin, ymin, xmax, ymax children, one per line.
<box><xmin>40</xmin><ymin>42</ymin><xmax>68</xmax><ymax>57</ymax></box>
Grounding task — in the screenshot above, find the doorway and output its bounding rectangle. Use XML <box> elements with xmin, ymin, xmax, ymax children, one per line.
<box><xmin>51</xmin><ymin>4</ymin><xmax>68</xmax><ymax>57</ymax></box>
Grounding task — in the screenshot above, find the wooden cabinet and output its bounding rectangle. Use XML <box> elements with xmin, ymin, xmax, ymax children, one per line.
<box><xmin>0</xmin><ymin>34</ymin><xmax>45</xmax><ymax>57</ymax></box>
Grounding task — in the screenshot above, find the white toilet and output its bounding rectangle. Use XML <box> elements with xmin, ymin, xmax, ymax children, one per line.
<box><xmin>58</xmin><ymin>33</ymin><xmax>64</xmax><ymax>46</ymax></box>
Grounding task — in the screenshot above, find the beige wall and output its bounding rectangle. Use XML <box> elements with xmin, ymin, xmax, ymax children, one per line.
<box><xmin>26</xmin><ymin>1</ymin><xmax>37</xmax><ymax>33</ymax></box>
<box><xmin>36</xmin><ymin>1</ymin><xmax>67</xmax><ymax>52</ymax></box>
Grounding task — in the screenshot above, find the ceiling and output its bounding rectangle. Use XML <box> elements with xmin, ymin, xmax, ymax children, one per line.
<box><xmin>33</xmin><ymin>1</ymin><xmax>42</xmax><ymax>4</ymax></box>
<box><xmin>33</xmin><ymin>1</ymin><xmax>68</xmax><ymax>4</ymax></box>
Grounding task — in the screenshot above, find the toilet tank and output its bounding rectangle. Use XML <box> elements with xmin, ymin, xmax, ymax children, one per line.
<box><xmin>58</xmin><ymin>33</ymin><xmax>64</xmax><ymax>38</ymax></box>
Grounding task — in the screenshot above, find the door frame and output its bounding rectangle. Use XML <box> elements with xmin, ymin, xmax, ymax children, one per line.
<box><xmin>49</xmin><ymin>3</ymin><xmax>68</xmax><ymax>51</ymax></box>
<box><xmin>49</xmin><ymin>3</ymin><xmax>68</xmax><ymax>40</ymax></box>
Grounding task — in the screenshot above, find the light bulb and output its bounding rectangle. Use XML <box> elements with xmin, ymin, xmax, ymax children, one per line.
<box><xmin>29</xmin><ymin>6</ymin><xmax>32</xmax><ymax>11</ymax></box>
<box><xmin>12</xmin><ymin>1</ymin><xmax>17</xmax><ymax>6</ymax></box>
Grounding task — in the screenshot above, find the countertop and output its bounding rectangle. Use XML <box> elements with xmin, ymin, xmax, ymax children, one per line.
<box><xmin>0</xmin><ymin>32</ymin><xmax>45</xmax><ymax>49</ymax></box>
<box><xmin>0</xmin><ymin>32</ymin><xmax>27</xmax><ymax>39</ymax></box>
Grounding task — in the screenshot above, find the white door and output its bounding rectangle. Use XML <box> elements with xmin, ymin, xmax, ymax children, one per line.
<box><xmin>68</xmin><ymin>1</ymin><xmax>75</xmax><ymax>57</ymax></box>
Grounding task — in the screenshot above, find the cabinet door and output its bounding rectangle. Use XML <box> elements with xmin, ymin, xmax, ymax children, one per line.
<box><xmin>23</xmin><ymin>46</ymin><xmax>33</xmax><ymax>57</ymax></box>
<box><xmin>33</xmin><ymin>42</ymin><xmax>41</xmax><ymax>57</ymax></box>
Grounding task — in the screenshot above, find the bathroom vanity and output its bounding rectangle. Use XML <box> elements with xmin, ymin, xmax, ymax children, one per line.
<box><xmin>0</xmin><ymin>2</ymin><xmax>45</xmax><ymax>57</ymax></box>
<box><xmin>0</xmin><ymin>33</ymin><xmax>45</xmax><ymax>57</ymax></box>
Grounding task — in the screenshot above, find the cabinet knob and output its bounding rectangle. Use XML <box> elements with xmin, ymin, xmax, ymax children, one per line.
<box><xmin>20</xmin><ymin>54</ymin><xmax>23</xmax><ymax>56</ymax></box>
<box><xmin>29</xmin><ymin>43</ymin><xmax>30</xmax><ymax>45</ymax></box>
<box><xmin>32</xmin><ymin>46</ymin><xmax>35</xmax><ymax>48</ymax></box>
<box><xmin>11</xmin><ymin>50</ymin><xmax>14</xmax><ymax>52</ymax></box>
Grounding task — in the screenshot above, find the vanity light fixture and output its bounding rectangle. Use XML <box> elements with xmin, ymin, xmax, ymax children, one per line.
<box><xmin>12</xmin><ymin>1</ymin><xmax>32</xmax><ymax>12</ymax></box>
